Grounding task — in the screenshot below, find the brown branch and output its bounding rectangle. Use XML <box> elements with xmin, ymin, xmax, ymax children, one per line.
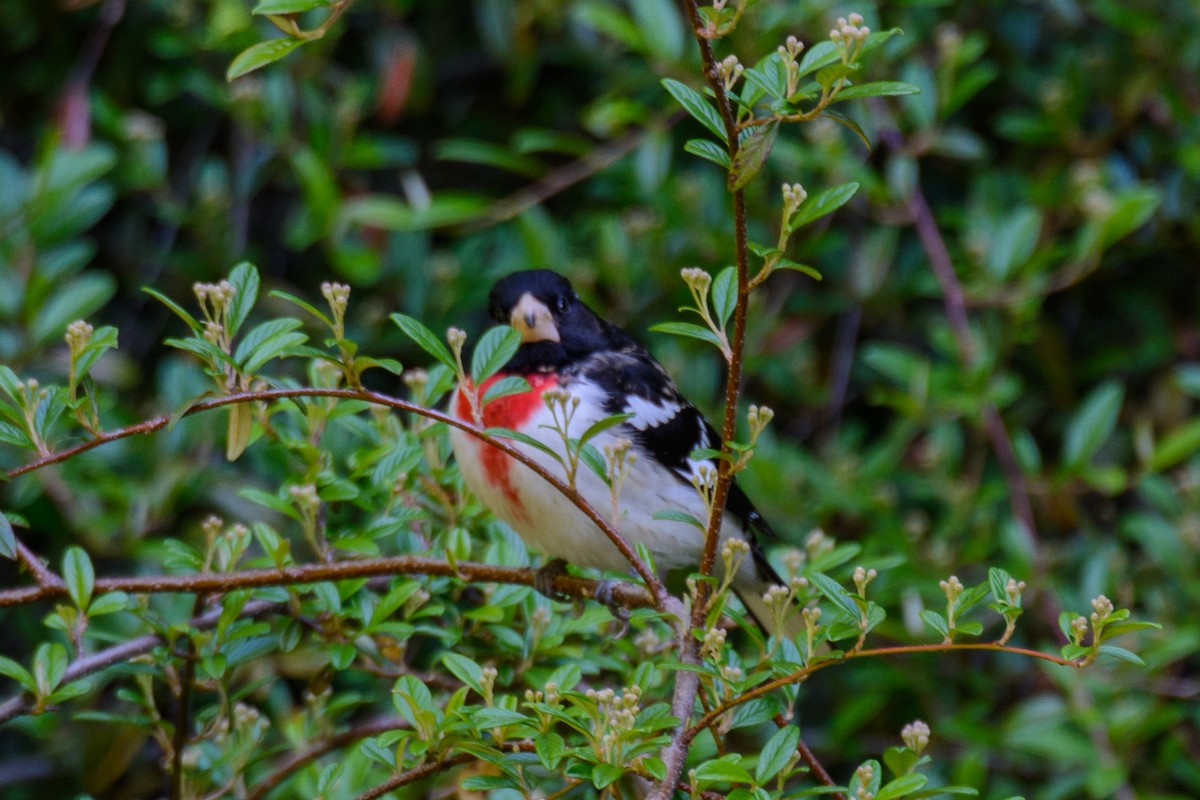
<box><xmin>653</xmin><ymin>3</ymin><xmax>753</xmax><ymax>798</ymax></box>
<box><xmin>352</xmin><ymin>741</ymin><xmax>536</xmax><ymax>800</ymax></box>
<box><xmin>876</xmin><ymin>127</ymin><xmax>1042</xmax><ymax>568</ymax></box>
<box><xmin>170</xmin><ymin>595</ymin><xmax>204</xmax><ymax>800</ymax></box>
<box><xmin>247</xmin><ymin>716</ymin><xmax>406</xmax><ymax>800</ymax></box>
<box><xmin>466</xmin><ymin>111</ymin><xmax>686</xmax><ymax>231</ymax></box>
<box><xmin>0</xmin><ymin>553</ymin><xmax>654</xmax><ymax>609</ymax></box>
<box><xmin>14</xmin><ymin>540</ymin><xmax>65</xmax><ymax>591</ymax></box>
<box><xmin>687</xmin><ymin>641</ymin><xmax>1081</xmax><ymax>738</ymax></box>
<box><xmin>3</xmin><ymin>386</ymin><xmax>667</xmax><ymax>610</ymax></box>
<box><xmin>796</xmin><ymin>735</ymin><xmax>843</xmax><ymax>799</ymax></box>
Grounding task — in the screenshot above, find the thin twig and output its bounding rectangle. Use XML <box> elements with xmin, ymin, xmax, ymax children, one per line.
<box><xmin>795</xmin><ymin>735</ymin><xmax>843</xmax><ymax>799</ymax></box>
<box><xmin>466</xmin><ymin>111</ymin><xmax>686</xmax><ymax>231</ymax></box>
<box><xmin>687</xmin><ymin>641</ymin><xmax>1081</xmax><ymax>738</ymax></box>
<box><xmin>247</xmin><ymin>717</ymin><xmax>406</xmax><ymax>800</ymax></box>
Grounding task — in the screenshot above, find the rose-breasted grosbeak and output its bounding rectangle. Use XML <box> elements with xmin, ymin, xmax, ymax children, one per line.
<box><xmin>450</xmin><ymin>269</ymin><xmax>792</xmax><ymax>636</ymax></box>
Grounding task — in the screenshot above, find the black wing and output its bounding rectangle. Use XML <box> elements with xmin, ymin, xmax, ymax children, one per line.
<box><xmin>577</xmin><ymin>347</ymin><xmax>783</xmax><ymax>585</ymax></box>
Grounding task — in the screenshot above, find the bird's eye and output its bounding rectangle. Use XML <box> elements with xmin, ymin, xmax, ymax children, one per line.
<box><xmin>555</xmin><ymin>296</ymin><xmax>570</xmax><ymax>313</ymax></box>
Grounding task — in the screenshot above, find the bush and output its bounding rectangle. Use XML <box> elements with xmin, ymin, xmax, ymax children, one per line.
<box><xmin>0</xmin><ymin>1</ymin><xmax>1195</xmax><ymax>799</ymax></box>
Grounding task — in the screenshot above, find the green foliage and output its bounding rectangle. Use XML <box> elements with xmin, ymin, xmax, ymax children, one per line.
<box><xmin>0</xmin><ymin>0</ymin><xmax>1196</xmax><ymax>799</ymax></box>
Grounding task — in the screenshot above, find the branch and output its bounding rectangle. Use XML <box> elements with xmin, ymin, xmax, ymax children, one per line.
<box><xmin>687</xmin><ymin>641</ymin><xmax>1082</xmax><ymax>738</ymax></box>
<box><xmin>3</xmin><ymin>386</ymin><xmax>668</xmax><ymax>610</ymax></box>
<box><xmin>465</xmin><ymin>110</ymin><xmax>686</xmax><ymax>230</ymax></box>
<box><xmin>0</xmin><ymin>553</ymin><xmax>654</xmax><ymax>609</ymax></box>
<box><xmin>352</xmin><ymin>741</ymin><xmax>535</xmax><ymax>800</ymax></box>
<box><xmin>652</xmin><ymin>2</ymin><xmax>753</xmax><ymax>797</ymax></box>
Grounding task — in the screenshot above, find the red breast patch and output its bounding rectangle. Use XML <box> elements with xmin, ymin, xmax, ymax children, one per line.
<box><xmin>455</xmin><ymin>373</ymin><xmax>559</xmax><ymax>517</ymax></box>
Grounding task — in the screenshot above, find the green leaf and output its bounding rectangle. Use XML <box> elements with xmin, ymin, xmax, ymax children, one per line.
<box><xmin>1148</xmin><ymin>417</ymin><xmax>1200</xmax><ymax>471</ymax></box>
<box><xmin>821</xmin><ymin>110</ymin><xmax>871</xmax><ymax>148</ymax></box>
<box><xmin>577</xmin><ymin>441</ymin><xmax>608</xmax><ymax>481</ymax></box>
<box><xmin>31</xmin><ymin>273</ymin><xmax>116</xmax><ymax>344</ymax></box>
<box><xmin>143</xmin><ymin>287</ymin><xmax>200</xmax><ymax>332</ymax></box>
<box><xmin>756</xmin><ymin>724</ymin><xmax>800</xmax><ymax>783</ymax></box>
<box><xmin>578</xmin><ymin>413</ymin><xmax>634</xmax><ymax>446</ymax></box>
<box><xmin>234</xmin><ymin>318</ymin><xmax>306</xmax><ymax>370</ymax></box>
<box><xmin>226</xmin><ymin>262</ymin><xmax>260</xmax><ymax>336</ymax></box>
<box><xmin>0</xmin><ymin>513</ymin><xmax>16</xmax><ymax>560</ymax></box>
<box><xmin>484</xmin><ymin>427</ymin><xmax>561</xmax><ymax>460</ymax></box>
<box><xmin>435</xmin><ymin>139</ymin><xmax>546</xmax><ymax>178</ymax></box>
<box><xmin>270</xmin><ymin>289</ymin><xmax>333</xmax><ymax>327</ymax></box>
<box><xmin>62</xmin><ymin>546</ymin><xmax>94</xmax><ymax>611</ymax></box>
<box><xmin>774</xmin><ymin>258</ymin><xmax>822</xmax><ymax>280</ymax></box>
<box><xmin>652</xmin><ymin>509</ymin><xmax>705</xmax><ymax>529</ymax></box>
<box><xmin>227</xmin><ymin>38</ymin><xmax>306</xmax><ymax>81</ymax></box>
<box><xmin>471</xmin><ymin>326</ymin><xmax>522</xmax><ymax>382</ymax></box>
<box><xmin>649</xmin><ymin>321</ymin><xmax>725</xmax><ymax>351</ymax></box>
<box><xmin>1062</xmin><ymin>381</ymin><xmax>1123</xmax><ymax>469</ymax></box>
<box><xmin>473</xmin><ymin>707</ymin><xmax>529</xmax><ymax>729</ymax></box>
<box><xmin>833</xmin><ymin>81</ymin><xmax>921</xmax><ymax>101</ymax></box>
<box><xmin>789</xmin><ymin>182</ymin><xmax>860</xmax><ymax>230</ymax></box>
<box><xmin>0</xmin><ymin>655</ymin><xmax>36</xmax><ymax>692</ymax></box>
<box><xmin>34</xmin><ymin>642</ymin><xmax>68</xmax><ymax>695</ymax></box>
<box><xmin>874</xmin><ymin>773</ymin><xmax>929</xmax><ymax>800</ymax></box>
<box><xmin>808</xmin><ymin>572</ymin><xmax>860</xmax><ymax>620</ymax></box>
<box><xmin>341</xmin><ymin>193</ymin><xmax>488</xmax><ymax>231</ymax></box>
<box><xmin>482</xmin><ymin>375</ymin><xmax>531</xmax><ymax>404</ymax></box>
<box><xmin>684</xmin><ymin>138</ymin><xmax>731</xmax><ymax>169</ymax></box>
<box><xmin>661</xmin><ymin>79</ymin><xmax>727</xmax><ymax>143</ymax></box>
<box><xmin>441</xmin><ymin>652</ymin><xmax>484</xmax><ymax>694</ymax></box>
<box><xmin>593</xmin><ymin>763</ymin><xmax>626</xmax><ymax>789</ymax></box>
<box><xmin>252</xmin><ymin>0</ymin><xmax>330</xmax><ymax>12</ymax></box>
<box><xmin>391</xmin><ymin>313</ymin><xmax>458</xmax><ymax>372</ymax></box>
<box><xmin>226</xmin><ymin>402</ymin><xmax>253</xmax><ymax>461</ymax></box>
<box><xmin>711</xmin><ymin>267</ymin><xmax>737</xmax><ymax>329</ymax></box>
<box><xmin>728</xmin><ymin>122</ymin><xmax>777</xmax><ymax>191</ymax></box>
<box><xmin>795</xmin><ymin>41</ymin><xmax>840</xmax><ymax>79</ymax></box>
<box><xmin>87</xmin><ymin>591</ymin><xmax>128</xmax><ymax>616</ymax></box>
<box><xmin>693</xmin><ymin>755</ymin><xmax>753</xmax><ymax>784</ymax></box>
<box><xmin>1096</xmin><ymin>645</ymin><xmax>1145</xmax><ymax>666</ymax></box>
<box><xmin>535</xmin><ymin>731</ymin><xmax>566</xmax><ymax>771</ymax></box>
<box><xmin>920</xmin><ymin>610</ymin><xmax>949</xmax><ymax>637</ymax></box>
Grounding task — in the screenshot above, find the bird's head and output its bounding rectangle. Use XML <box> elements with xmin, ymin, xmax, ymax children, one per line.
<box><xmin>488</xmin><ymin>270</ymin><xmax>608</xmax><ymax>355</ymax></box>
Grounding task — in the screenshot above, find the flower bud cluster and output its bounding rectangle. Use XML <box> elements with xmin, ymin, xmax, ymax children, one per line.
<box><xmin>701</xmin><ymin>626</ymin><xmax>727</xmax><ymax>660</ymax></box>
<box><xmin>289</xmin><ymin>483</ymin><xmax>320</xmax><ymax>513</ymax></box>
<box><xmin>747</xmin><ymin>404</ymin><xmax>774</xmax><ymax>444</ymax></box>
<box><xmin>831</xmin><ymin>13</ymin><xmax>870</xmax><ymax>43</ymax></box>
<box><xmin>782</xmin><ymin>182</ymin><xmax>808</xmax><ymax>218</ymax></box>
<box><xmin>854</xmin><ymin>761</ymin><xmax>875</xmax><ymax>799</ymax></box>
<box><xmin>805</xmin><ymin>528</ymin><xmax>832</xmax><ymax>556</ymax></box>
<box><xmin>587</xmin><ymin>685</ymin><xmax>642</xmax><ymax>758</ymax></box>
<box><xmin>901</xmin><ymin>719</ymin><xmax>930</xmax><ymax>753</ymax></box>
<box><xmin>853</xmin><ymin>565</ymin><xmax>877</xmax><ymax>597</ymax></box>
<box><xmin>939</xmin><ymin>574</ymin><xmax>964</xmax><ymax>602</ymax></box>
<box><xmin>1005</xmin><ymin>577</ymin><xmax>1026</xmax><ymax>605</ymax></box>
<box><xmin>65</xmin><ymin>320</ymin><xmax>94</xmax><ymax>357</ymax></box>
<box><xmin>718</xmin><ymin>54</ymin><xmax>744</xmax><ymax>92</ymax></box>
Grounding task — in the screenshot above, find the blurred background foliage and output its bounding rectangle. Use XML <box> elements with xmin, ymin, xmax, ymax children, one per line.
<box><xmin>0</xmin><ymin>0</ymin><xmax>1198</xmax><ymax>797</ymax></box>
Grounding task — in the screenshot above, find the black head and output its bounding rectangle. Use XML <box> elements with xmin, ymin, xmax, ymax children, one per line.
<box><xmin>487</xmin><ymin>270</ymin><xmax>614</xmax><ymax>357</ymax></box>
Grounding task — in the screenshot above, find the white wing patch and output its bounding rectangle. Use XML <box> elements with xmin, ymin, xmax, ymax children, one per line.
<box><xmin>623</xmin><ymin>394</ymin><xmax>681</xmax><ymax>430</ymax></box>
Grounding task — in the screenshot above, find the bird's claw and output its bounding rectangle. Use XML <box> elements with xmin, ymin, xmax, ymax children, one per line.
<box><xmin>533</xmin><ymin>558</ymin><xmax>573</xmax><ymax>602</ymax></box>
<box><xmin>595</xmin><ymin>579</ymin><xmax>632</xmax><ymax>637</ymax></box>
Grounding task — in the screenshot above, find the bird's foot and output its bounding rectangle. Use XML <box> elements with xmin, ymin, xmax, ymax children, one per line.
<box><xmin>595</xmin><ymin>579</ymin><xmax>632</xmax><ymax>637</ymax></box>
<box><xmin>533</xmin><ymin>558</ymin><xmax>572</xmax><ymax>601</ymax></box>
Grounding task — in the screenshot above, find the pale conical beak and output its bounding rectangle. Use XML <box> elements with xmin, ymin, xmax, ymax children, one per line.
<box><xmin>510</xmin><ymin>293</ymin><xmax>560</xmax><ymax>343</ymax></box>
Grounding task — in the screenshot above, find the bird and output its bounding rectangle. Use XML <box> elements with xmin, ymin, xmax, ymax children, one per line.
<box><xmin>448</xmin><ymin>269</ymin><xmax>795</xmax><ymax>637</ymax></box>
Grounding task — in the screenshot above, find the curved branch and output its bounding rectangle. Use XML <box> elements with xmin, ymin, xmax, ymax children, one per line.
<box><xmin>4</xmin><ymin>386</ymin><xmax>668</xmax><ymax>609</ymax></box>
<box><xmin>687</xmin><ymin>641</ymin><xmax>1082</xmax><ymax>738</ymax></box>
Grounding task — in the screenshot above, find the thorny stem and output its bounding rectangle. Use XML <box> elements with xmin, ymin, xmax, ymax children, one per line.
<box><xmin>1</xmin><ymin>387</ymin><xmax>668</xmax><ymax>610</ymax></box>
